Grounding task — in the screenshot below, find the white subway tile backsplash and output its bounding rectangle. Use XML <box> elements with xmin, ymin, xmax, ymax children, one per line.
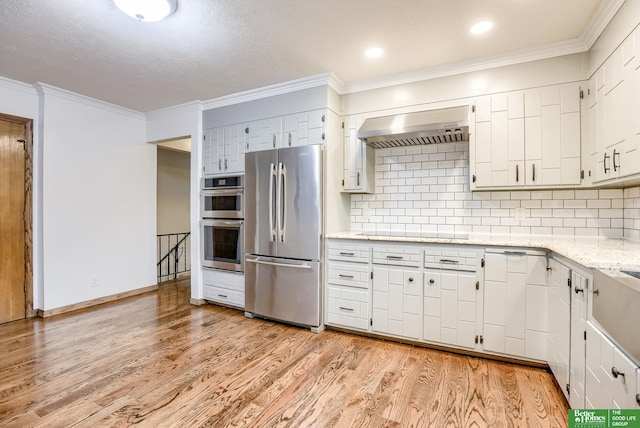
<box><xmin>350</xmin><ymin>143</ymin><xmax>640</xmax><ymax>239</ymax></box>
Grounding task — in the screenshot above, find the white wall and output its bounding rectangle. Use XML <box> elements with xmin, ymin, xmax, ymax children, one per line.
<box><xmin>37</xmin><ymin>84</ymin><xmax>156</xmax><ymax>310</ymax></box>
<box><xmin>157</xmin><ymin>148</ymin><xmax>190</xmax><ymax>235</ymax></box>
<box><xmin>146</xmin><ymin>102</ymin><xmax>203</xmax><ymax>300</ymax></box>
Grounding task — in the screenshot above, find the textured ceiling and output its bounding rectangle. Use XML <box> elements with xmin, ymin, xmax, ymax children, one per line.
<box><xmin>0</xmin><ymin>0</ymin><xmax>618</xmax><ymax>112</ymax></box>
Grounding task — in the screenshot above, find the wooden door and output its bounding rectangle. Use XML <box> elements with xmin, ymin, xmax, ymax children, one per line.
<box><xmin>0</xmin><ymin>118</ymin><xmax>26</xmax><ymax>323</ymax></box>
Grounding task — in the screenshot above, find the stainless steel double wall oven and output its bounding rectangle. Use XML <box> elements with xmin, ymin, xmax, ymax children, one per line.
<box><xmin>200</xmin><ymin>175</ymin><xmax>244</xmax><ymax>272</ymax></box>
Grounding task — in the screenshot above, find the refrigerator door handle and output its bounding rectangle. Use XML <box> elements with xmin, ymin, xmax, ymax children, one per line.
<box><xmin>245</xmin><ymin>258</ymin><xmax>312</xmax><ymax>270</ymax></box>
<box><xmin>269</xmin><ymin>162</ymin><xmax>276</xmax><ymax>242</ymax></box>
<box><xmin>279</xmin><ymin>162</ymin><xmax>286</xmax><ymax>243</ymax></box>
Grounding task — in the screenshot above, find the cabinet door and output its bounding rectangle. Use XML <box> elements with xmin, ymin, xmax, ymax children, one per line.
<box><xmin>245</xmin><ymin>121</ymin><xmax>261</xmax><ymax>152</ymax></box>
<box><xmin>612</xmin><ymin>347</ymin><xmax>639</xmax><ymax>409</ymax></box>
<box><xmin>424</xmin><ymin>269</ymin><xmax>478</xmax><ymax>349</ymax></box>
<box><xmin>342</xmin><ymin>114</ymin><xmax>374</xmax><ymax>193</ymax></box>
<box><xmin>547</xmin><ymin>258</ymin><xmax>571</xmax><ymax>402</ymax></box>
<box><xmin>372</xmin><ymin>267</ymin><xmax>422</xmax><ymax>340</ymax></box>
<box><xmin>223</xmin><ymin>124</ymin><xmax>245</xmax><ymax>173</ymax></box>
<box><xmin>306</xmin><ymin>109</ymin><xmax>326</xmax><ymax>146</ymax></box>
<box><xmin>585</xmin><ymin>321</ymin><xmax>615</xmax><ymax>409</ymax></box>
<box><xmin>282</xmin><ymin>114</ymin><xmax>299</xmax><ymax>147</ymax></box>
<box><xmin>473</xmin><ymin>94</ymin><xmax>525</xmax><ymax>188</ymax></box>
<box><xmin>258</xmin><ymin>117</ymin><xmax>282</xmax><ymax>150</ymax></box>
<box><xmin>570</xmin><ymin>270</ymin><xmax>589</xmax><ymax>409</ymax></box>
<box><xmin>483</xmin><ymin>250</ymin><xmax>547</xmax><ymax>360</ymax></box>
<box><xmin>204</xmin><ymin>127</ymin><xmax>224</xmax><ymax>175</ymax></box>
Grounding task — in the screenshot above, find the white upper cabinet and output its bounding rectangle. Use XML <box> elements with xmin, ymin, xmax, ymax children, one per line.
<box><xmin>342</xmin><ymin>114</ymin><xmax>375</xmax><ymax>193</ymax></box>
<box><xmin>202</xmin><ymin>125</ymin><xmax>245</xmax><ymax>175</ymax></box>
<box><xmin>591</xmin><ymin>26</ymin><xmax>640</xmax><ymax>184</ymax></box>
<box><xmin>245</xmin><ymin>109</ymin><xmax>327</xmax><ymax>153</ymax></box>
<box><xmin>472</xmin><ymin>83</ymin><xmax>581</xmax><ymax>190</ymax></box>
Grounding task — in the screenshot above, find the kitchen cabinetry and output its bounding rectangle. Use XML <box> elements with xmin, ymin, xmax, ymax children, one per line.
<box><xmin>342</xmin><ymin>114</ymin><xmax>375</xmax><ymax>193</ymax></box>
<box><xmin>547</xmin><ymin>258</ymin><xmax>571</xmax><ymax>401</ymax></box>
<box><xmin>371</xmin><ymin>247</ymin><xmax>422</xmax><ymax>340</ymax></box>
<box><xmin>546</xmin><ymin>256</ymin><xmax>590</xmax><ymax>408</ymax></box>
<box><xmin>202</xmin><ymin>268</ymin><xmax>244</xmax><ymax>308</ymax></box>
<box><xmin>202</xmin><ymin>125</ymin><xmax>245</xmax><ymax>175</ymax></box>
<box><xmin>472</xmin><ymin>83</ymin><xmax>581</xmax><ymax>189</ymax></box>
<box><xmin>326</xmin><ymin>241</ymin><xmax>371</xmax><ymax>331</ymax></box>
<box><xmin>245</xmin><ymin>109</ymin><xmax>327</xmax><ymax>152</ymax></box>
<box><xmin>590</xmin><ymin>27</ymin><xmax>640</xmax><ymax>184</ymax></box>
<box><xmin>423</xmin><ymin>247</ymin><xmax>483</xmax><ymax>350</ymax></box>
<box><xmin>482</xmin><ymin>248</ymin><xmax>548</xmax><ymax>361</ymax></box>
<box><xmin>585</xmin><ymin>321</ymin><xmax>640</xmax><ymax>409</ymax></box>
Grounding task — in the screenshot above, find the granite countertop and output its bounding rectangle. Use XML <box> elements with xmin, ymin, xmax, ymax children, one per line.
<box><xmin>326</xmin><ymin>231</ymin><xmax>640</xmax><ymax>271</ymax></box>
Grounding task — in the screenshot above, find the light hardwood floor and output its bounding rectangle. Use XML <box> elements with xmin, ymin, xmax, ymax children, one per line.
<box><xmin>0</xmin><ymin>279</ymin><xmax>569</xmax><ymax>427</ymax></box>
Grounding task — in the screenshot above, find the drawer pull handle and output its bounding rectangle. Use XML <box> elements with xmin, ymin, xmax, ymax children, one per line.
<box><xmin>339</xmin><ymin>274</ymin><xmax>354</xmax><ymax>279</ymax></box>
<box><xmin>218</xmin><ymin>294</ymin><xmax>228</xmax><ymax>298</ymax></box>
<box><xmin>339</xmin><ymin>252</ymin><xmax>355</xmax><ymax>256</ymax></box>
<box><xmin>440</xmin><ymin>259</ymin><xmax>459</xmax><ymax>264</ymax></box>
<box><xmin>386</xmin><ymin>255</ymin><xmax>403</xmax><ymax>260</ymax></box>
<box><xmin>574</xmin><ymin>286</ymin><xmax>584</xmax><ymax>294</ymax></box>
<box><xmin>338</xmin><ymin>306</ymin><xmax>354</xmax><ymax>312</ymax></box>
<box><xmin>611</xmin><ymin>367</ymin><xmax>625</xmax><ymax>379</ymax></box>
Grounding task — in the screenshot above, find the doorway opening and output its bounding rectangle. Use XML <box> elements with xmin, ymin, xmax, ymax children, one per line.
<box><xmin>154</xmin><ymin>137</ymin><xmax>191</xmax><ymax>283</ymax></box>
<box><xmin>0</xmin><ymin>113</ymin><xmax>34</xmax><ymax>324</ymax></box>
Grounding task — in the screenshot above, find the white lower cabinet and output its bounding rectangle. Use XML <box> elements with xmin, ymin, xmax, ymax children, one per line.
<box><xmin>423</xmin><ymin>269</ymin><xmax>478</xmax><ymax>349</ymax></box>
<box><xmin>327</xmin><ymin>285</ymin><xmax>369</xmax><ymax>331</ymax></box>
<box><xmin>202</xmin><ymin>268</ymin><xmax>245</xmax><ymax>308</ymax></box>
<box><xmin>371</xmin><ymin>266</ymin><xmax>422</xmax><ymax>340</ymax></box>
<box><xmin>482</xmin><ymin>248</ymin><xmax>548</xmax><ymax>361</ymax></box>
<box><xmin>585</xmin><ymin>321</ymin><xmax>640</xmax><ymax>409</ymax></box>
<box><xmin>326</xmin><ymin>241</ymin><xmax>371</xmax><ymax>331</ymax></box>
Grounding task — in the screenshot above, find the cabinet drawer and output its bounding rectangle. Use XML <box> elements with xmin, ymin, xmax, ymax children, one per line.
<box><xmin>202</xmin><ymin>268</ymin><xmax>244</xmax><ymax>293</ymax></box>
<box><xmin>327</xmin><ymin>285</ymin><xmax>369</xmax><ymax>331</ymax></box>
<box><xmin>327</xmin><ymin>242</ymin><xmax>370</xmax><ymax>263</ymax></box>
<box><xmin>327</xmin><ymin>262</ymin><xmax>370</xmax><ymax>289</ymax></box>
<box><xmin>372</xmin><ymin>247</ymin><xmax>421</xmax><ymax>267</ymax></box>
<box><xmin>424</xmin><ymin>248</ymin><xmax>479</xmax><ymax>271</ymax></box>
<box><xmin>204</xmin><ymin>285</ymin><xmax>244</xmax><ymax>308</ymax></box>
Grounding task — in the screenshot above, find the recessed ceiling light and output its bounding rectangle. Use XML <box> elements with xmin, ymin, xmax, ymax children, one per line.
<box><xmin>113</xmin><ymin>0</ymin><xmax>177</xmax><ymax>22</ymax></box>
<box><xmin>365</xmin><ymin>47</ymin><xmax>384</xmax><ymax>59</ymax></box>
<box><xmin>470</xmin><ymin>21</ymin><xmax>493</xmax><ymax>35</ymax></box>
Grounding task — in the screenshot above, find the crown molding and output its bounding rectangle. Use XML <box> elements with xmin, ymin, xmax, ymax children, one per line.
<box><xmin>580</xmin><ymin>0</ymin><xmax>626</xmax><ymax>49</ymax></box>
<box><xmin>202</xmin><ymin>72</ymin><xmax>342</xmax><ymax>110</ymax></box>
<box><xmin>0</xmin><ymin>76</ymin><xmax>37</xmax><ymax>96</ymax></box>
<box><xmin>33</xmin><ymin>82</ymin><xmax>145</xmax><ymax>120</ymax></box>
<box><xmin>146</xmin><ymin>100</ymin><xmax>203</xmax><ymax>119</ymax></box>
<box><xmin>343</xmin><ymin>37</ymin><xmax>589</xmax><ymax>94</ymax></box>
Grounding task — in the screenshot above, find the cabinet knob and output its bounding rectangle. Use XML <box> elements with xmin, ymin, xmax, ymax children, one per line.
<box><xmin>636</xmin><ymin>393</ymin><xmax>640</xmax><ymax>406</ymax></box>
<box><xmin>429</xmin><ymin>279</ymin><xmax>435</xmax><ymax>284</ymax></box>
<box><xmin>611</xmin><ymin>366</ymin><xmax>625</xmax><ymax>379</ymax></box>
<box><xmin>408</xmin><ymin>277</ymin><xmax>414</xmax><ymax>282</ymax></box>
<box><xmin>574</xmin><ymin>286</ymin><xmax>584</xmax><ymax>294</ymax></box>
<box><xmin>245</xmin><ymin>127</ymin><xmax>249</xmax><ymax>134</ymax></box>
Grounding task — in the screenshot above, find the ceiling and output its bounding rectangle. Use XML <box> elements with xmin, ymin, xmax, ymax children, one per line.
<box><xmin>0</xmin><ymin>0</ymin><xmax>623</xmax><ymax>112</ymax></box>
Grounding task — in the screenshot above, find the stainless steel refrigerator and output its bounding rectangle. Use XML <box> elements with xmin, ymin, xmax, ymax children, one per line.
<box><xmin>244</xmin><ymin>144</ymin><xmax>323</xmax><ymax>330</ymax></box>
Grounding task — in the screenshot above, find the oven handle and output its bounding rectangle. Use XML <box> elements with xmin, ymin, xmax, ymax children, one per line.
<box><xmin>201</xmin><ymin>188</ymin><xmax>243</xmax><ymax>196</ymax></box>
<box><xmin>245</xmin><ymin>258</ymin><xmax>312</xmax><ymax>270</ymax></box>
<box><xmin>209</xmin><ymin>220</ymin><xmax>243</xmax><ymax>226</ymax></box>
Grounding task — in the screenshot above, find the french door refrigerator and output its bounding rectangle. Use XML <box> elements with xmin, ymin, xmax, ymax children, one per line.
<box><xmin>244</xmin><ymin>144</ymin><xmax>323</xmax><ymax>329</ymax></box>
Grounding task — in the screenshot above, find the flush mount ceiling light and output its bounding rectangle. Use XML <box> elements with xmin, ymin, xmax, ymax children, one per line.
<box><xmin>113</xmin><ymin>0</ymin><xmax>177</xmax><ymax>22</ymax></box>
<box><xmin>470</xmin><ymin>21</ymin><xmax>493</xmax><ymax>35</ymax></box>
<box><xmin>365</xmin><ymin>47</ymin><xmax>384</xmax><ymax>59</ymax></box>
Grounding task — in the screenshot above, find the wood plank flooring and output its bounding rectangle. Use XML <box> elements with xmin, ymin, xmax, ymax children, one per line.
<box><xmin>0</xmin><ymin>279</ymin><xmax>569</xmax><ymax>427</ymax></box>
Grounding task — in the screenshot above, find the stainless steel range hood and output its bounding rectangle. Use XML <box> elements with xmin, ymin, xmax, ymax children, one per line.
<box><xmin>357</xmin><ymin>105</ymin><xmax>470</xmax><ymax>149</ymax></box>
